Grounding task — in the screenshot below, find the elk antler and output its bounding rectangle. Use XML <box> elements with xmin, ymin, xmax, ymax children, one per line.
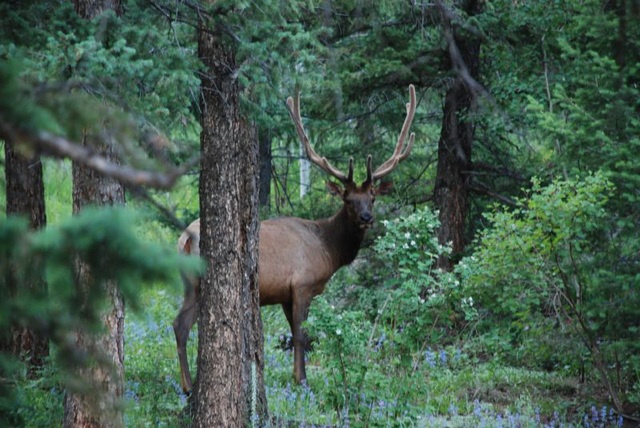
<box><xmin>287</xmin><ymin>93</ymin><xmax>354</xmax><ymax>183</ymax></box>
<box><xmin>367</xmin><ymin>84</ymin><xmax>417</xmax><ymax>182</ymax></box>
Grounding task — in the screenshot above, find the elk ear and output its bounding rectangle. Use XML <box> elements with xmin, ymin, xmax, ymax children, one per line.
<box><xmin>375</xmin><ymin>181</ymin><xmax>393</xmax><ymax>195</ymax></box>
<box><xmin>183</xmin><ymin>236</ymin><xmax>192</xmax><ymax>255</ymax></box>
<box><xmin>326</xmin><ymin>181</ymin><xmax>344</xmax><ymax>197</ymax></box>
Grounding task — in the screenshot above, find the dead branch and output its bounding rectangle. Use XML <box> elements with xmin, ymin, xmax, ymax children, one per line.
<box><xmin>469</xmin><ymin>180</ymin><xmax>518</xmax><ymax>207</ymax></box>
<box><xmin>0</xmin><ymin>119</ymin><xmax>199</xmax><ymax>190</ymax></box>
<box><xmin>434</xmin><ymin>0</ymin><xmax>486</xmax><ymax>98</ymax></box>
<box><xmin>468</xmin><ymin>161</ymin><xmax>527</xmax><ymax>181</ymax></box>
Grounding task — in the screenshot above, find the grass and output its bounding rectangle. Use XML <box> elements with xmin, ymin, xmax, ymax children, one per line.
<box><xmin>115</xmin><ymin>277</ymin><xmax>619</xmax><ymax>427</ymax></box>
<box><xmin>8</xmin><ymin>263</ymin><xmax>622</xmax><ymax>427</ymax></box>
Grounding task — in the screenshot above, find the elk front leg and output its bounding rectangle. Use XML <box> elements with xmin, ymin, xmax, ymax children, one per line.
<box><xmin>282</xmin><ymin>302</ymin><xmax>294</xmax><ymax>350</ymax></box>
<box><xmin>173</xmin><ymin>276</ymin><xmax>198</xmax><ymax>394</ymax></box>
<box><xmin>292</xmin><ymin>297</ymin><xmax>311</xmax><ymax>384</ymax></box>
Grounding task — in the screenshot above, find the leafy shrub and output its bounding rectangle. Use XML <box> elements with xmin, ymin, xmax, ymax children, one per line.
<box><xmin>457</xmin><ymin>173</ymin><xmax>639</xmax><ymax>411</ymax></box>
<box><xmin>370</xmin><ymin>207</ymin><xmax>469</xmax><ymax>351</ymax></box>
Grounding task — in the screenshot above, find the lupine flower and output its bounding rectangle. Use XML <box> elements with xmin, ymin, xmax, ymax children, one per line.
<box><xmin>473</xmin><ymin>399</ymin><xmax>482</xmax><ymax>417</ymax></box>
<box><xmin>439</xmin><ymin>349</ymin><xmax>447</xmax><ymax>365</ymax></box>
<box><xmin>448</xmin><ymin>403</ymin><xmax>458</xmax><ymax>416</ymax></box>
<box><xmin>424</xmin><ymin>348</ymin><xmax>436</xmax><ymax>368</ymax></box>
<box><xmin>374</xmin><ymin>333</ymin><xmax>386</xmax><ymax>352</ymax></box>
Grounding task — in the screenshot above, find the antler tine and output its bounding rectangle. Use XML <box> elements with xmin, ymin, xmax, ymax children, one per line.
<box><xmin>372</xmin><ymin>85</ymin><xmax>417</xmax><ymax>181</ymax></box>
<box><xmin>286</xmin><ymin>92</ymin><xmax>350</xmax><ymax>183</ymax></box>
<box><xmin>346</xmin><ymin>157</ymin><xmax>354</xmax><ymax>182</ymax></box>
<box><xmin>364</xmin><ymin>154</ymin><xmax>373</xmax><ymax>185</ymax></box>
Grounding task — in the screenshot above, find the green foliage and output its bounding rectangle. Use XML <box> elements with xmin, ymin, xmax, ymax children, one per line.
<box><xmin>0</xmin><ymin>360</ymin><xmax>64</xmax><ymax>428</ymax></box>
<box><xmin>371</xmin><ymin>207</ymin><xmax>458</xmax><ymax>350</ymax></box>
<box><xmin>459</xmin><ymin>174</ymin><xmax>611</xmax><ymax>316</ymax></box>
<box><xmin>458</xmin><ymin>173</ymin><xmax>639</xmax><ymax>408</ymax></box>
<box><xmin>123</xmin><ymin>286</ymin><xmax>194</xmax><ymax>426</ymax></box>
<box><xmin>0</xmin><ymin>208</ymin><xmax>200</xmax><ymax>425</ymax></box>
<box><xmin>0</xmin><ymin>0</ymin><xmax>201</xmax><ymax>170</ymax></box>
<box><xmin>1</xmin><ymin>0</ymin><xmax>639</xmax><ymax>424</ymax></box>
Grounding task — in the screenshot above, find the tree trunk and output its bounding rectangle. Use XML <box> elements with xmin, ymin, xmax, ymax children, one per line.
<box><xmin>433</xmin><ymin>0</ymin><xmax>482</xmax><ymax>271</ymax></box>
<box><xmin>63</xmin><ymin>131</ymin><xmax>126</xmax><ymax>428</ymax></box>
<box><xmin>194</xmin><ymin>22</ymin><xmax>267</xmax><ymax>427</ymax></box>
<box><xmin>258</xmin><ymin>129</ymin><xmax>272</xmax><ymax>210</ymax></box>
<box><xmin>64</xmin><ymin>2</ymin><xmax>125</xmax><ymax>427</ymax></box>
<box><xmin>2</xmin><ymin>142</ymin><xmax>48</xmax><ymax>371</ymax></box>
<box><xmin>73</xmin><ymin>0</ymin><xmax>122</xmax><ymax>18</ymax></box>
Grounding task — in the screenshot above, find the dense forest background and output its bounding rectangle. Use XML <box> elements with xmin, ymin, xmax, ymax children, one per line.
<box><xmin>0</xmin><ymin>0</ymin><xmax>638</xmax><ymax>426</ymax></box>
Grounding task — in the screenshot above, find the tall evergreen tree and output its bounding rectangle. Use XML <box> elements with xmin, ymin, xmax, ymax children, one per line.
<box><xmin>193</xmin><ymin>5</ymin><xmax>267</xmax><ymax>426</ymax></box>
<box><xmin>433</xmin><ymin>0</ymin><xmax>483</xmax><ymax>270</ymax></box>
<box><xmin>2</xmin><ymin>142</ymin><xmax>48</xmax><ymax>371</ymax></box>
<box><xmin>63</xmin><ymin>2</ymin><xmax>126</xmax><ymax>427</ymax></box>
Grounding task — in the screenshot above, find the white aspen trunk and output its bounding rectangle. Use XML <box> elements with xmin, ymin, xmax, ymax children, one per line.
<box><xmin>299</xmin><ymin>142</ymin><xmax>310</xmax><ymax>199</ymax></box>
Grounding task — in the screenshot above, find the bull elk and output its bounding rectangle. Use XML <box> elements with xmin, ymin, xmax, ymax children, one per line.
<box><xmin>173</xmin><ymin>85</ymin><xmax>417</xmax><ymax>393</ymax></box>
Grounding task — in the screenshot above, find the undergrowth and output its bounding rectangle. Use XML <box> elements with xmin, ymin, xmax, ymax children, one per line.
<box><xmin>7</xmin><ymin>274</ymin><xmax>622</xmax><ymax>427</ymax></box>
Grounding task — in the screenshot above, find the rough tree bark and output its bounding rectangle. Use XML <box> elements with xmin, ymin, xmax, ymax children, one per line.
<box><xmin>193</xmin><ymin>16</ymin><xmax>267</xmax><ymax>426</ymax></box>
<box><xmin>433</xmin><ymin>0</ymin><xmax>482</xmax><ymax>271</ymax></box>
<box><xmin>2</xmin><ymin>142</ymin><xmax>48</xmax><ymax>371</ymax></box>
<box><xmin>62</xmin><ymin>132</ymin><xmax>126</xmax><ymax>428</ymax></box>
<box><xmin>63</xmin><ymin>1</ymin><xmax>125</xmax><ymax>427</ymax></box>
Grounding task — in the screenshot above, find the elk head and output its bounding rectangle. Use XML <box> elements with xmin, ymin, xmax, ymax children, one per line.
<box><xmin>286</xmin><ymin>85</ymin><xmax>417</xmax><ymax>229</ymax></box>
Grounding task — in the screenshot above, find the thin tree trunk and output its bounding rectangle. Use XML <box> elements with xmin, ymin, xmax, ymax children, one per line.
<box><xmin>73</xmin><ymin>0</ymin><xmax>122</xmax><ymax>17</ymax></box>
<box><xmin>64</xmin><ymin>2</ymin><xmax>125</xmax><ymax>427</ymax></box>
<box><xmin>433</xmin><ymin>0</ymin><xmax>482</xmax><ymax>271</ymax></box>
<box><xmin>2</xmin><ymin>142</ymin><xmax>48</xmax><ymax>372</ymax></box>
<box><xmin>258</xmin><ymin>129</ymin><xmax>272</xmax><ymax>210</ymax></box>
<box><xmin>194</xmin><ymin>18</ymin><xmax>267</xmax><ymax>426</ymax></box>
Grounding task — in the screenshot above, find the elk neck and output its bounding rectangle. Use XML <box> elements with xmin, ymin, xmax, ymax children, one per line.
<box><xmin>318</xmin><ymin>204</ymin><xmax>367</xmax><ymax>269</ymax></box>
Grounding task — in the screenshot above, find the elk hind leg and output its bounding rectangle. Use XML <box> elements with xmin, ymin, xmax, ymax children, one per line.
<box><xmin>173</xmin><ymin>276</ymin><xmax>198</xmax><ymax>394</ymax></box>
<box><xmin>291</xmin><ymin>297</ymin><xmax>311</xmax><ymax>384</ymax></box>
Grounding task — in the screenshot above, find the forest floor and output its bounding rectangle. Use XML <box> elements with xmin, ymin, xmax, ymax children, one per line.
<box><xmin>116</xmin><ymin>283</ymin><xmax>616</xmax><ymax>427</ymax></box>
<box><xmin>13</xmin><ymin>279</ymin><xmax>618</xmax><ymax>427</ymax></box>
